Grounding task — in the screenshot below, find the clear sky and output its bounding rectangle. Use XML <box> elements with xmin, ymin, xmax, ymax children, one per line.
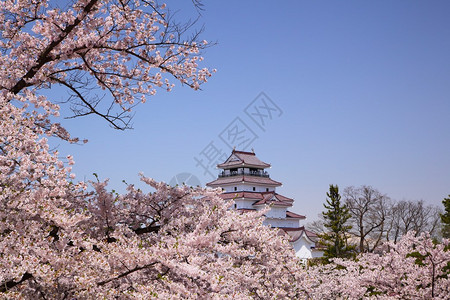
<box><xmin>54</xmin><ymin>0</ymin><xmax>450</xmax><ymax>223</ymax></box>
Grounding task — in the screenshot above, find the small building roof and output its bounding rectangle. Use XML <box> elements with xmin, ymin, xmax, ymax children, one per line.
<box><xmin>278</xmin><ymin>227</ymin><xmax>319</xmax><ymax>244</ymax></box>
<box><xmin>217</xmin><ymin>150</ymin><xmax>271</xmax><ymax>169</ymax></box>
<box><xmin>253</xmin><ymin>192</ymin><xmax>294</xmax><ymax>207</ymax></box>
<box><xmin>286</xmin><ymin>211</ymin><xmax>306</xmax><ymax>220</ymax></box>
<box><xmin>278</xmin><ymin>227</ymin><xmax>306</xmax><ymax>243</ymax></box>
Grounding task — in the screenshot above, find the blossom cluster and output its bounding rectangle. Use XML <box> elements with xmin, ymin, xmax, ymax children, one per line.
<box><xmin>304</xmin><ymin>232</ymin><xmax>450</xmax><ymax>299</ymax></box>
<box><xmin>0</xmin><ymin>0</ymin><xmax>215</xmax><ymax>129</ymax></box>
<box><xmin>0</xmin><ymin>101</ymin><xmax>304</xmax><ymax>296</ymax></box>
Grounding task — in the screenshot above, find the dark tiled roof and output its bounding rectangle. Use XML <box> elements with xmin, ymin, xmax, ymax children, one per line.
<box><xmin>286</xmin><ymin>211</ymin><xmax>306</xmax><ymax>219</ymax></box>
<box><xmin>253</xmin><ymin>192</ymin><xmax>293</xmax><ymax>207</ymax></box>
<box><xmin>253</xmin><ymin>199</ymin><xmax>291</xmax><ymax>207</ymax></box>
<box><xmin>267</xmin><ymin>192</ymin><xmax>293</xmax><ymax>203</ymax></box>
<box><xmin>279</xmin><ymin>227</ymin><xmax>321</xmax><ymax>243</ymax></box>
<box><xmin>304</xmin><ymin>229</ymin><xmax>319</xmax><ymax>241</ymax></box>
<box><xmin>217</xmin><ymin>150</ymin><xmax>271</xmax><ymax>169</ymax></box>
<box><xmin>218</xmin><ymin>191</ymin><xmax>295</xmax><ymax>208</ymax></box>
<box><xmin>206</xmin><ymin>175</ymin><xmax>282</xmax><ymax>187</ymax></box>
<box><xmin>220</xmin><ymin>191</ymin><xmax>264</xmax><ymax>200</ymax></box>
<box><xmin>278</xmin><ymin>227</ymin><xmax>305</xmax><ymax>242</ymax></box>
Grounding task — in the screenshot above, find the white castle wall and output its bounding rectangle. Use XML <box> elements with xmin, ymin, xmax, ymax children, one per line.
<box><xmin>262</xmin><ymin>206</ymin><xmax>286</xmax><ymax>218</ymax></box>
<box><xmin>234</xmin><ymin>199</ymin><xmax>255</xmax><ymax>209</ymax></box>
<box><xmin>224</xmin><ymin>184</ymin><xmax>275</xmax><ymax>193</ymax></box>
<box><xmin>263</xmin><ymin>218</ymin><xmax>299</xmax><ymax>228</ymax></box>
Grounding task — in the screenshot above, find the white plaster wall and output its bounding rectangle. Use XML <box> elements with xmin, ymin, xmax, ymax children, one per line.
<box><xmin>223</xmin><ymin>186</ymin><xmax>233</xmax><ymax>192</ymax></box>
<box><xmin>265</xmin><ymin>206</ymin><xmax>286</xmax><ymax>218</ymax></box>
<box><xmin>263</xmin><ymin>218</ymin><xmax>299</xmax><ymax>228</ymax></box>
<box><xmin>223</xmin><ymin>184</ymin><xmax>247</xmax><ymax>192</ymax></box>
<box><xmin>248</xmin><ymin>185</ymin><xmax>272</xmax><ymax>193</ymax></box>
<box><xmin>292</xmin><ymin>237</ymin><xmax>315</xmax><ymax>260</ymax></box>
<box><xmin>224</xmin><ymin>184</ymin><xmax>275</xmax><ymax>193</ymax></box>
<box><xmin>238</xmin><ymin>184</ymin><xmax>259</xmax><ymax>192</ymax></box>
<box><xmin>235</xmin><ymin>199</ymin><xmax>255</xmax><ymax>209</ymax></box>
<box><xmin>220</xmin><ymin>184</ymin><xmax>276</xmax><ymax>193</ymax></box>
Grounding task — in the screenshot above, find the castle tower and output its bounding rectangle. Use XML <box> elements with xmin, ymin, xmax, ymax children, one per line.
<box><xmin>206</xmin><ymin>149</ymin><xmax>323</xmax><ymax>261</ymax></box>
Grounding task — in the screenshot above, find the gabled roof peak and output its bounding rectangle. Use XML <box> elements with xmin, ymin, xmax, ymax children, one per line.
<box><xmin>217</xmin><ymin>149</ymin><xmax>271</xmax><ymax>169</ymax></box>
<box><xmin>232</xmin><ymin>149</ymin><xmax>255</xmax><ymax>156</ymax></box>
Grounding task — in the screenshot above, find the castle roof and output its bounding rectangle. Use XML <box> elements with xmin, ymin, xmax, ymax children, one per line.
<box><xmin>206</xmin><ymin>175</ymin><xmax>282</xmax><ymax>187</ymax></box>
<box><xmin>219</xmin><ymin>191</ymin><xmax>294</xmax><ymax>207</ymax></box>
<box><xmin>220</xmin><ymin>191</ymin><xmax>265</xmax><ymax>200</ymax></box>
<box><xmin>217</xmin><ymin>150</ymin><xmax>271</xmax><ymax>169</ymax></box>
<box><xmin>253</xmin><ymin>192</ymin><xmax>294</xmax><ymax>207</ymax></box>
<box><xmin>286</xmin><ymin>211</ymin><xmax>306</xmax><ymax>219</ymax></box>
<box><xmin>279</xmin><ymin>226</ymin><xmax>318</xmax><ymax>243</ymax></box>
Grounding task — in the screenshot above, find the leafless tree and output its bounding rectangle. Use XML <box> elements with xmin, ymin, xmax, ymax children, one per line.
<box><xmin>306</xmin><ymin>217</ymin><xmax>327</xmax><ymax>235</ymax></box>
<box><xmin>385</xmin><ymin>199</ymin><xmax>442</xmax><ymax>243</ymax></box>
<box><xmin>344</xmin><ymin>186</ymin><xmax>389</xmax><ymax>253</ymax></box>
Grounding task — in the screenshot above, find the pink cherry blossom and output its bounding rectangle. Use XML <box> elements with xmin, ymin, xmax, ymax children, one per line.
<box><xmin>0</xmin><ymin>1</ymin><xmax>305</xmax><ymax>298</ymax></box>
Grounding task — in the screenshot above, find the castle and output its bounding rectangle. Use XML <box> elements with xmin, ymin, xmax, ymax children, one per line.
<box><xmin>206</xmin><ymin>149</ymin><xmax>323</xmax><ymax>261</ymax></box>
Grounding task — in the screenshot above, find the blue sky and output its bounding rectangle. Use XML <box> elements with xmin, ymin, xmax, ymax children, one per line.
<box><xmin>55</xmin><ymin>0</ymin><xmax>450</xmax><ymax>222</ymax></box>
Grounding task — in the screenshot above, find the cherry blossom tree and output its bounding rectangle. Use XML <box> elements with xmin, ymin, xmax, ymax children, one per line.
<box><xmin>0</xmin><ymin>80</ymin><xmax>305</xmax><ymax>298</ymax></box>
<box><xmin>0</xmin><ymin>93</ymin><xmax>90</xmax><ymax>297</ymax></box>
<box><xmin>0</xmin><ymin>132</ymin><xmax>304</xmax><ymax>298</ymax></box>
<box><xmin>304</xmin><ymin>232</ymin><xmax>450</xmax><ymax>299</ymax></box>
<box><xmin>0</xmin><ymin>0</ymin><xmax>307</xmax><ymax>298</ymax></box>
<box><xmin>1</xmin><ymin>0</ymin><xmax>214</xmax><ymax>130</ymax></box>
<box><xmin>3</xmin><ymin>1</ymin><xmax>448</xmax><ymax>298</ymax></box>
<box><xmin>80</xmin><ymin>178</ymin><xmax>305</xmax><ymax>298</ymax></box>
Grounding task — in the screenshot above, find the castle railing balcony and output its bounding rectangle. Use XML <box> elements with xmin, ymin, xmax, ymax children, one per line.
<box><xmin>218</xmin><ymin>171</ymin><xmax>269</xmax><ymax>178</ymax></box>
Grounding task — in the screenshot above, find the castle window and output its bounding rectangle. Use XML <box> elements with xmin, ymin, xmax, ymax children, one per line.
<box><xmin>266</xmin><ymin>188</ymin><xmax>269</xmax><ymax>192</ymax></box>
<box><xmin>234</xmin><ymin>187</ymin><xmax>237</xmax><ymax>191</ymax></box>
<box><xmin>253</xmin><ymin>187</ymin><xmax>256</xmax><ymax>191</ymax></box>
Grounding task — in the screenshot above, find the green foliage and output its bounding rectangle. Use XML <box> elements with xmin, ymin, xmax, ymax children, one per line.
<box><xmin>319</xmin><ymin>185</ymin><xmax>355</xmax><ymax>263</ymax></box>
<box><xmin>365</xmin><ymin>286</ymin><xmax>384</xmax><ymax>297</ymax></box>
<box><xmin>441</xmin><ymin>195</ymin><xmax>450</xmax><ymax>238</ymax></box>
<box><xmin>406</xmin><ymin>251</ymin><xmax>427</xmax><ymax>266</ymax></box>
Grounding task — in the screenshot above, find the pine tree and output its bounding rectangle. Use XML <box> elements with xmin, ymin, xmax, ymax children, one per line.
<box><xmin>320</xmin><ymin>185</ymin><xmax>355</xmax><ymax>263</ymax></box>
<box><xmin>441</xmin><ymin>195</ymin><xmax>450</xmax><ymax>238</ymax></box>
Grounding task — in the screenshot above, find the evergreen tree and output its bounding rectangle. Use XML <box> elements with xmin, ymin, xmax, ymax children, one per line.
<box><xmin>441</xmin><ymin>195</ymin><xmax>450</xmax><ymax>238</ymax></box>
<box><xmin>320</xmin><ymin>185</ymin><xmax>355</xmax><ymax>263</ymax></box>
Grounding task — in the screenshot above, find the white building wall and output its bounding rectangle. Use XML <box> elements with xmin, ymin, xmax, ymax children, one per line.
<box><xmin>223</xmin><ymin>184</ymin><xmax>275</xmax><ymax>193</ymax></box>
<box><xmin>240</xmin><ymin>184</ymin><xmax>273</xmax><ymax>193</ymax></box>
<box><xmin>263</xmin><ymin>218</ymin><xmax>299</xmax><ymax>228</ymax></box>
<box><xmin>292</xmin><ymin>236</ymin><xmax>315</xmax><ymax>261</ymax></box>
<box><xmin>263</xmin><ymin>206</ymin><xmax>286</xmax><ymax>218</ymax></box>
<box><xmin>234</xmin><ymin>199</ymin><xmax>255</xmax><ymax>209</ymax></box>
<box><xmin>215</xmin><ymin>163</ymin><xmax>322</xmax><ymax>262</ymax></box>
